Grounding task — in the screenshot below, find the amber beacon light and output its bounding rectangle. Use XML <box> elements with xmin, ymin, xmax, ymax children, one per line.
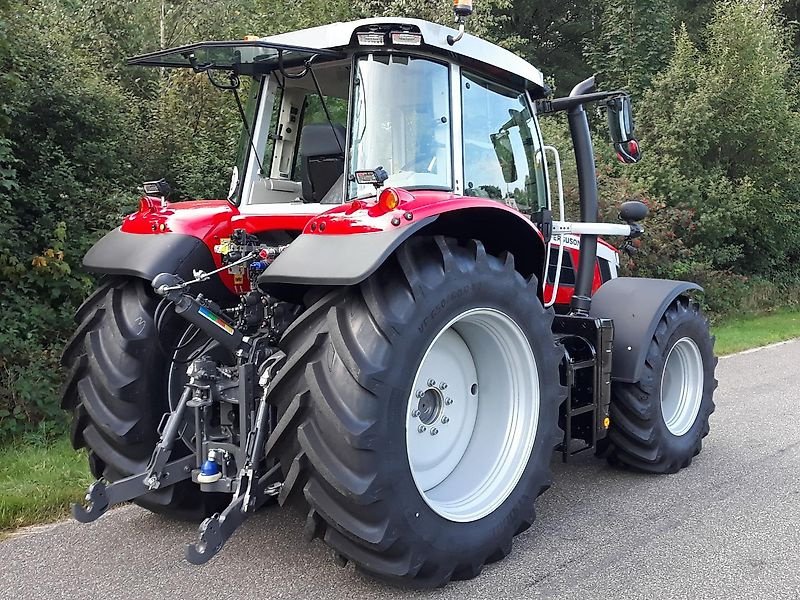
<box><xmin>448</xmin><ymin>0</ymin><xmax>473</xmax><ymax>45</ymax></box>
<box><xmin>378</xmin><ymin>187</ymin><xmax>401</xmax><ymax>211</ymax></box>
<box><xmin>453</xmin><ymin>0</ymin><xmax>473</xmax><ymax>17</ymax></box>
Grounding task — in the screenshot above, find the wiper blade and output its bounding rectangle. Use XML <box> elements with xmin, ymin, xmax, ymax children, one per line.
<box><xmin>206</xmin><ymin>70</ymin><xmax>264</xmax><ymax>204</ymax></box>
<box><xmin>307</xmin><ymin>63</ymin><xmax>343</xmax><ymax>154</ymax></box>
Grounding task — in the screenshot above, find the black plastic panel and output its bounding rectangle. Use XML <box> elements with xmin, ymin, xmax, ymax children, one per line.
<box><xmin>258</xmin><ymin>217</ymin><xmax>437</xmax><ymax>287</ymax></box>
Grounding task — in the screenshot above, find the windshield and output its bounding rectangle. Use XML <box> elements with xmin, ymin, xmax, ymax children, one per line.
<box><xmin>349</xmin><ymin>54</ymin><xmax>452</xmax><ymax>199</ymax></box>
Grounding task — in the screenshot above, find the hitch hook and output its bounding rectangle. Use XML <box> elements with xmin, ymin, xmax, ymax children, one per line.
<box><xmin>185</xmin><ymin>465</ymin><xmax>282</xmax><ymax>565</ymax></box>
<box><xmin>71</xmin><ymin>480</ymin><xmax>110</xmax><ymax>523</ymax></box>
<box><xmin>186</xmin><ymin>513</ymin><xmax>227</xmax><ymax>565</ymax></box>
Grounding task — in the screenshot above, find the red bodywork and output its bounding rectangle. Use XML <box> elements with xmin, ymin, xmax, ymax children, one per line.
<box><xmin>123</xmin><ymin>189</ymin><xmax>608</xmax><ymax>304</ymax></box>
<box><xmin>541</xmin><ymin>246</ymin><xmax>604</xmax><ymax>306</ymax></box>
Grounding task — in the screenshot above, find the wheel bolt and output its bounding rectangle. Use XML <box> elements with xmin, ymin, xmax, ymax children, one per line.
<box><xmin>441</xmin><ymin>416</ymin><xmax>449</xmax><ymax>424</ymax></box>
<box><xmin>416</xmin><ymin>390</ymin><xmax>425</xmax><ymax>398</ymax></box>
<box><xmin>440</xmin><ymin>382</ymin><xmax>448</xmax><ymax>390</ymax></box>
<box><xmin>427</xmin><ymin>378</ymin><xmax>436</xmax><ymax>387</ymax></box>
<box><xmin>430</xmin><ymin>428</ymin><xmax>439</xmax><ymax>436</ymax></box>
<box><xmin>418</xmin><ymin>425</ymin><xmax>426</xmax><ymax>433</ymax></box>
<box><xmin>445</xmin><ymin>397</ymin><xmax>453</xmax><ymax>405</ymax></box>
<box><xmin>412</xmin><ymin>409</ymin><xmax>420</xmax><ymax>418</ymax></box>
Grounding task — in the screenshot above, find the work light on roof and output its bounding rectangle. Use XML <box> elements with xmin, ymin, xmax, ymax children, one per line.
<box><xmin>357</xmin><ymin>32</ymin><xmax>385</xmax><ymax>46</ymax></box>
<box><xmin>391</xmin><ymin>31</ymin><xmax>422</xmax><ymax>46</ymax></box>
<box><xmin>357</xmin><ymin>30</ymin><xmax>423</xmax><ymax>47</ymax></box>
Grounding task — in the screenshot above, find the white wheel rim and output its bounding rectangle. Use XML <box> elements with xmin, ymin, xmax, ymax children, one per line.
<box><xmin>405</xmin><ymin>308</ymin><xmax>539</xmax><ymax>523</ymax></box>
<box><xmin>660</xmin><ymin>337</ymin><xmax>704</xmax><ymax>436</ymax></box>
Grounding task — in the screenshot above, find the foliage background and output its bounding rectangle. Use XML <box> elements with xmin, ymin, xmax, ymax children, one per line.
<box><xmin>1</xmin><ymin>0</ymin><xmax>800</xmax><ymax>438</ymax></box>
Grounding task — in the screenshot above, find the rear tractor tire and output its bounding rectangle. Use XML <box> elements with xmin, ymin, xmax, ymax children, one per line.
<box><xmin>61</xmin><ymin>277</ymin><xmax>227</xmax><ymax>519</ymax></box>
<box><xmin>602</xmin><ymin>297</ymin><xmax>717</xmax><ymax>473</ymax></box>
<box><xmin>264</xmin><ymin>236</ymin><xmax>565</xmax><ymax>587</ymax></box>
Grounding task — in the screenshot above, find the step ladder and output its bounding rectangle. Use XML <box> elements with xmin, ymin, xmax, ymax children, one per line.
<box><xmin>553</xmin><ymin>315</ymin><xmax>614</xmax><ymax>463</ymax></box>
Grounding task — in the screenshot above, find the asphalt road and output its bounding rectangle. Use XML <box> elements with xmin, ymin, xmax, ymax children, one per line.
<box><xmin>2</xmin><ymin>340</ymin><xmax>799</xmax><ymax>599</ymax></box>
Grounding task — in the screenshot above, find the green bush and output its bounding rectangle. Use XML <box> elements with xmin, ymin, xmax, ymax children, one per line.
<box><xmin>0</xmin><ymin>2</ymin><xmax>140</xmax><ymax>438</ymax></box>
<box><xmin>635</xmin><ymin>4</ymin><xmax>800</xmax><ymax>276</ymax></box>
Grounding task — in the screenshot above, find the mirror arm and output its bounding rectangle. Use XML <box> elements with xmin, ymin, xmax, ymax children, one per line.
<box><xmin>537</xmin><ymin>90</ymin><xmax>627</xmax><ymax>114</ymax></box>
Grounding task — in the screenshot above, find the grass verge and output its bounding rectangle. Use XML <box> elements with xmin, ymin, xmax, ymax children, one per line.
<box><xmin>713</xmin><ymin>307</ymin><xmax>800</xmax><ymax>355</ymax></box>
<box><xmin>0</xmin><ymin>436</ymin><xmax>91</xmax><ymax>533</ymax></box>
<box><xmin>0</xmin><ymin>309</ymin><xmax>798</xmax><ymax>535</ymax></box>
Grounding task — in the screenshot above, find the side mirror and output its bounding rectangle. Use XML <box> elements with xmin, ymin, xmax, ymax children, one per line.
<box><xmin>607</xmin><ymin>95</ymin><xmax>641</xmax><ymax>164</ymax></box>
<box><xmin>490</xmin><ymin>130</ymin><xmax>517</xmax><ymax>183</ymax></box>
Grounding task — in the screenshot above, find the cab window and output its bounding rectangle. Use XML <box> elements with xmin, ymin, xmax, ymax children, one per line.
<box><xmin>292</xmin><ymin>94</ymin><xmax>348</xmax><ymax>181</ymax></box>
<box><xmin>257</xmin><ymin>61</ymin><xmax>350</xmax><ymax>204</ymax></box>
<box><xmin>349</xmin><ymin>54</ymin><xmax>452</xmax><ymax>198</ymax></box>
<box><xmin>461</xmin><ymin>71</ymin><xmax>546</xmax><ymax>214</ymax></box>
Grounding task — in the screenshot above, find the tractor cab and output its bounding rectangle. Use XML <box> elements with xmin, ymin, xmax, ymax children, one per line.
<box><xmin>128</xmin><ymin>18</ymin><xmax>552</xmax><ymax>215</ymax></box>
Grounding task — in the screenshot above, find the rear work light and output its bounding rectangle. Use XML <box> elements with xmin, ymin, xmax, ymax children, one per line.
<box><xmin>143</xmin><ymin>178</ymin><xmax>171</xmax><ymax>198</ymax></box>
<box><xmin>357</xmin><ymin>32</ymin><xmax>386</xmax><ymax>46</ymax></box>
<box><xmin>391</xmin><ymin>32</ymin><xmax>422</xmax><ymax>46</ymax></box>
<box><xmin>354</xmin><ymin>167</ymin><xmax>389</xmax><ymax>187</ymax></box>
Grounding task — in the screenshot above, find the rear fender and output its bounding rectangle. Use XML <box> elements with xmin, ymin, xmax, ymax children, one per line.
<box><xmin>589</xmin><ymin>277</ymin><xmax>703</xmax><ymax>384</ymax></box>
<box><xmin>83</xmin><ymin>228</ymin><xmax>234</xmax><ymax>300</ymax></box>
<box><xmin>259</xmin><ymin>204</ymin><xmax>547</xmax><ymax>296</ymax></box>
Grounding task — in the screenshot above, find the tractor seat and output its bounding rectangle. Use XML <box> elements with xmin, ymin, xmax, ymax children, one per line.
<box><xmin>298</xmin><ymin>123</ymin><xmax>346</xmax><ymax>203</ymax></box>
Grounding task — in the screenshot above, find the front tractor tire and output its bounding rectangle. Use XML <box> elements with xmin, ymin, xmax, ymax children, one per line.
<box><xmin>602</xmin><ymin>297</ymin><xmax>718</xmax><ymax>473</ymax></box>
<box><xmin>61</xmin><ymin>277</ymin><xmax>224</xmax><ymax>519</ymax></box>
<box><xmin>265</xmin><ymin>237</ymin><xmax>564</xmax><ymax>587</ymax></box>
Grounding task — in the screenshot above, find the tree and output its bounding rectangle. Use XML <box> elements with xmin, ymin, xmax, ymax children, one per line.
<box><xmin>0</xmin><ymin>0</ymin><xmax>143</xmax><ymax>436</ymax></box>
<box><xmin>585</xmin><ymin>0</ymin><xmax>677</xmax><ymax>96</ymax></box>
<box><xmin>489</xmin><ymin>0</ymin><xmax>602</xmax><ymax>93</ymax></box>
<box><xmin>0</xmin><ymin>0</ymin><xmax>19</xmax><ymax>310</ymax></box>
<box><xmin>635</xmin><ymin>0</ymin><xmax>800</xmax><ymax>277</ymax></box>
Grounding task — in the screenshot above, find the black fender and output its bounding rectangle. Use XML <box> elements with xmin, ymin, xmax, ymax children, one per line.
<box><xmin>589</xmin><ymin>277</ymin><xmax>702</xmax><ymax>384</ymax></box>
<box><xmin>82</xmin><ymin>228</ymin><xmax>233</xmax><ymax>299</ymax></box>
<box><xmin>259</xmin><ymin>207</ymin><xmax>547</xmax><ymax>296</ymax></box>
<box><xmin>258</xmin><ymin>216</ymin><xmax>438</xmax><ymax>287</ymax></box>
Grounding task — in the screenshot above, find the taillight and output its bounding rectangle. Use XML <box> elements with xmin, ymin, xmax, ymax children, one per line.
<box><xmin>379</xmin><ymin>188</ymin><xmax>401</xmax><ymax>211</ymax></box>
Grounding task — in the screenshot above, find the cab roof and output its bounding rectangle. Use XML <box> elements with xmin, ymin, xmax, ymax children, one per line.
<box><xmin>127</xmin><ymin>17</ymin><xmax>545</xmax><ymax>91</ymax></box>
<box><xmin>264</xmin><ymin>18</ymin><xmax>545</xmax><ymax>90</ymax></box>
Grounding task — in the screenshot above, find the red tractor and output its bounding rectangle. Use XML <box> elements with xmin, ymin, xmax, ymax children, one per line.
<box><xmin>64</xmin><ymin>5</ymin><xmax>717</xmax><ymax>588</ymax></box>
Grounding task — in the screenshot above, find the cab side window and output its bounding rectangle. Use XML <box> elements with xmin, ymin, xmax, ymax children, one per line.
<box><xmin>292</xmin><ymin>94</ymin><xmax>348</xmax><ymax>181</ymax></box>
<box><xmin>461</xmin><ymin>72</ymin><xmax>546</xmax><ymax>214</ymax></box>
<box><xmin>288</xmin><ymin>94</ymin><xmax>348</xmax><ymax>202</ymax></box>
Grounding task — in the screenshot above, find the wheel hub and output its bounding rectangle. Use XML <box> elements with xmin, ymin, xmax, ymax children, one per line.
<box><xmin>416</xmin><ymin>387</ymin><xmax>444</xmax><ymax>425</ymax></box>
